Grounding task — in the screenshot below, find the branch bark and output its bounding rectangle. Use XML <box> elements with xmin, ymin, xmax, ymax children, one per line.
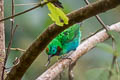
<box><xmin>5</xmin><ymin>0</ymin><xmax>120</xmax><ymax>80</ymax></box>
<box><xmin>36</xmin><ymin>22</ymin><xmax>120</xmax><ymax>80</ymax></box>
<box><xmin>0</xmin><ymin>0</ymin><xmax>5</xmax><ymax>79</ymax></box>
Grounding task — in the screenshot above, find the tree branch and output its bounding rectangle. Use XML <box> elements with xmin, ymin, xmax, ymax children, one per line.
<box><xmin>36</xmin><ymin>22</ymin><xmax>120</xmax><ymax>80</ymax></box>
<box><xmin>0</xmin><ymin>0</ymin><xmax>5</xmax><ymax>79</ymax></box>
<box><xmin>5</xmin><ymin>0</ymin><xmax>120</xmax><ymax>80</ymax></box>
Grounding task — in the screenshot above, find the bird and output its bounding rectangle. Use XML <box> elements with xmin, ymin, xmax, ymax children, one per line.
<box><xmin>45</xmin><ymin>23</ymin><xmax>82</xmax><ymax>66</ymax></box>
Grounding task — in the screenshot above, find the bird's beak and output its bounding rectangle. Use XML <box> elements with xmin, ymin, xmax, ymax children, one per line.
<box><xmin>48</xmin><ymin>55</ymin><xmax>52</xmax><ymax>61</ymax></box>
<box><xmin>45</xmin><ymin>55</ymin><xmax>52</xmax><ymax>67</ymax></box>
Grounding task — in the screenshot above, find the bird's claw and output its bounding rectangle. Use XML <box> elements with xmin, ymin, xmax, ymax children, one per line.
<box><xmin>58</xmin><ymin>51</ymin><xmax>73</xmax><ymax>61</ymax></box>
<box><xmin>61</xmin><ymin>56</ymin><xmax>72</xmax><ymax>61</ymax></box>
<box><xmin>45</xmin><ymin>55</ymin><xmax>52</xmax><ymax>67</ymax></box>
<box><xmin>45</xmin><ymin>60</ymin><xmax>51</xmax><ymax>67</ymax></box>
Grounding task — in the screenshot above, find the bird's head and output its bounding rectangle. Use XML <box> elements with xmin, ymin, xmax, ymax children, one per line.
<box><xmin>45</xmin><ymin>39</ymin><xmax>62</xmax><ymax>66</ymax></box>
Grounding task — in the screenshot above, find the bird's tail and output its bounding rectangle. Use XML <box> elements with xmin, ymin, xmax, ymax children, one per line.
<box><xmin>72</xmin><ymin>22</ymin><xmax>83</xmax><ymax>32</ymax></box>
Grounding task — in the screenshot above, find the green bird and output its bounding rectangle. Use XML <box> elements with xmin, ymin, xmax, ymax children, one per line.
<box><xmin>45</xmin><ymin>23</ymin><xmax>82</xmax><ymax>65</ymax></box>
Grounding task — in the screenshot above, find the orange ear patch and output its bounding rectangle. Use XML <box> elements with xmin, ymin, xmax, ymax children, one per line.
<box><xmin>57</xmin><ymin>46</ymin><xmax>62</xmax><ymax>51</ymax></box>
<box><xmin>46</xmin><ymin>47</ymin><xmax>49</xmax><ymax>53</ymax></box>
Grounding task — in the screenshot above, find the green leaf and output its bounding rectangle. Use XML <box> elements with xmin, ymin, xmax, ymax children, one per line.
<box><xmin>85</xmin><ymin>68</ymin><xmax>108</xmax><ymax>80</ymax></box>
<box><xmin>108</xmin><ymin>30</ymin><xmax>120</xmax><ymax>56</ymax></box>
<box><xmin>44</xmin><ymin>0</ymin><xmax>69</xmax><ymax>26</ymax></box>
<box><xmin>96</xmin><ymin>43</ymin><xmax>114</xmax><ymax>54</ymax></box>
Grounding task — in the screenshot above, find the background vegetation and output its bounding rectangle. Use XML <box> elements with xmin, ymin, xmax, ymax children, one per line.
<box><xmin>4</xmin><ymin>0</ymin><xmax>120</xmax><ymax>80</ymax></box>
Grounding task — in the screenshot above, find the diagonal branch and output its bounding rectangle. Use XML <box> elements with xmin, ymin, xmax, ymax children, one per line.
<box><xmin>5</xmin><ymin>0</ymin><xmax>120</xmax><ymax>80</ymax></box>
<box><xmin>36</xmin><ymin>22</ymin><xmax>120</xmax><ymax>80</ymax></box>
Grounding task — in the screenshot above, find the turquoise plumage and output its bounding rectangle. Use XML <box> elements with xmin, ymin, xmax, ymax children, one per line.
<box><xmin>45</xmin><ymin>23</ymin><xmax>82</xmax><ymax>63</ymax></box>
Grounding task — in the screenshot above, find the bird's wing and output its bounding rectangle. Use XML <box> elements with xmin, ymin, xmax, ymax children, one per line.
<box><xmin>56</xmin><ymin>23</ymin><xmax>81</xmax><ymax>45</ymax></box>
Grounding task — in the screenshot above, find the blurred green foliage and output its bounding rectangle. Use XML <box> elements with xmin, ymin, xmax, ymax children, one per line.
<box><xmin>44</xmin><ymin>0</ymin><xmax>69</xmax><ymax>26</ymax></box>
<box><xmin>4</xmin><ymin>0</ymin><xmax>120</xmax><ymax>80</ymax></box>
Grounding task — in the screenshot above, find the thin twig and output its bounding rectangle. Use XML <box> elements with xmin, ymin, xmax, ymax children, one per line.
<box><xmin>82</xmin><ymin>0</ymin><xmax>110</xmax><ymax>42</ymax></box>
<box><xmin>6</xmin><ymin>48</ymin><xmax>25</xmax><ymax>52</ymax></box>
<box><xmin>2</xmin><ymin>25</ymin><xmax>18</xmax><ymax>79</ymax></box>
<box><xmin>108</xmin><ymin>39</ymin><xmax>117</xmax><ymax>80</ymax></box>
<box><xmin>15</xmin><ymin>3</ymin><xmax>39</xmax><ymax>6</ymax></box>
<box><xmin>108</xmin><ymin>56</ymin><xmax>117</xmax><ymax>80</ymax></box>
<box><xmin>84</xmin><ymin>0</ymin><xmax>109</xmax><ymax>32</ymax></box>
<box><xmin>0</xmin><ymin>0</ymin><xmax>55</xmax><ymax>22</ymax></box>
<box><xmin>1</xmin><ymin>0</ymin><xmax>16</xmax><ymax>79</ymax></box>
<box><xmin>83</xmin><ymin>0</ymin><xmax>111</xmax><ymax>41</ymax></box>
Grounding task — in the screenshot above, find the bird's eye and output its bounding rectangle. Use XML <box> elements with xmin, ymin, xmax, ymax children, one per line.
<box><xmin>52</xmin><ymin>48</ymin><xmax>57</xmax><ymax>53</ymax></box>
<box><xmin>52</xmin><ymin>49</ymin><xmax>55</xmax><ymax>52</ymax></box>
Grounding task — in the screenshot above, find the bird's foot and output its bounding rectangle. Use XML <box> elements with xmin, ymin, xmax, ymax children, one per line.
<box><xmin>45</xmin><ymin>60</ymin><xmax>51</xmax><ymax>67</ymax></box>
<box><xmin>58</xmin><ymin>51</ymin><xmax>74</xmax><ymax>61</ymax></box>
<box><xmin>45</xmin><ymin>55</ymin><xmax>52</xmax><ymax>67</ymax></box>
